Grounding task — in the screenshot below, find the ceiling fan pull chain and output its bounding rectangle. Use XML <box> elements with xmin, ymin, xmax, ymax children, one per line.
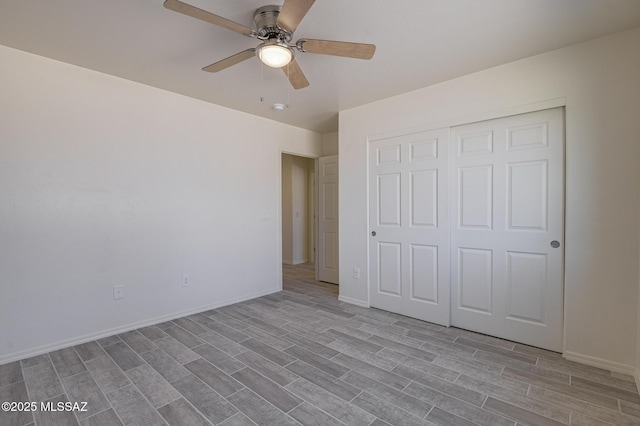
<box><xmin>287</xmin><ymin>62</ymin><xmax>291</xmax><ymax>108</ymax></box>
<box><xmin>260</xmin><ymin>61</ymin><xmax>264</xmax><ymax>103</ymax></box>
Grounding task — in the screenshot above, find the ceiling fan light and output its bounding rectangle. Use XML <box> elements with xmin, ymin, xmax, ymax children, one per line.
<box><xmin>258</xmin><ymin>43</ymin><xmax>293</xmax><ymax>68</ymax></box>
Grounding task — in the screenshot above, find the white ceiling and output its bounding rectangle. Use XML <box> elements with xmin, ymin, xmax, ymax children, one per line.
<box><xmin>1</xmin><ymin>0</ymin><xmax>640</xmax><ymax>133</ymax></box>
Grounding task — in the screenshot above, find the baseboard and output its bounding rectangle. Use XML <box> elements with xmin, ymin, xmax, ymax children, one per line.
<box><xmin>0</xmin><ymin>287</ymin><xmax>280</xmax><ymax>366</ymax></box>
<box><xmin>282</xmin><ymin>259</ymin><xmax>309</xmax><ymax>265</ymax></box>
<box><xmin>563</xmin><ymin>351</ymin><xmax>637</xmax><ymax>376</ymax></box>
<box><xmin>338</xmin><ymin>295</ymin><xmax>370</xmax><ymax>308</ymax></box>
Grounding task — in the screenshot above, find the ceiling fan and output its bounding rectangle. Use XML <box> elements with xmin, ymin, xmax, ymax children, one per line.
<box><xmin>163</xmin><ymin>0</ymin><xmax>376</xmax><ymax>89</ymax></box>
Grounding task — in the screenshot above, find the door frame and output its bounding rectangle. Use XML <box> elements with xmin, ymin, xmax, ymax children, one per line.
<box><xmin>277</xmin><ymin>150</ymin><xmax>320</xmax><ymax>289</ymax></box>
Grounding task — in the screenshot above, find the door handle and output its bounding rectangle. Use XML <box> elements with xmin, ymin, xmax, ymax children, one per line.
<box><xmin>371</xmin><ymin>231</ymin><xmax>376</xmax><ymax>237</ymax></box>
<box><xmin>550</xmin><ymin>240</ymin><xmax>560</xmax><ymax>248</ymax></box>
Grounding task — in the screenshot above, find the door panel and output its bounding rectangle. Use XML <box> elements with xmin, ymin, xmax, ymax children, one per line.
<box><xmin>507</xmin><ymin>122</ymin><xmax>548</xmax><ymax>150</ymax></box>
<box><xmin>411</xmin><ymin>170</ymin><xmax>438</xmax><ymax>227</ymax></box>
<box><xmin>369</xmin><ymin>128</ymin><xmax>450</xmax><ymax>325</ymax></box>
<box><xmin>459</xmin><ymin>131</ymin><xmax>493</xmax><ymax>156</ymax></box>
<box><xmin>410</xmin><ymin>244</ymin><xmax>438</xmax><ymax>303</ymax></box>
<box><xmin>377</xmin><ymin>173</ymin><xmax>401</xmax><ymax>226</ymax></box>
<box><xmin>459</xmin><ymin>165</ymin><xmax>493</xmax><ymax>229</ymax></box>
<box><xmin>322</xmin><ymin>232</ymin><xmax>337</xmax><ymax>269</ymax></box>
<box><xmin>458</xmin><ymin>247</ymin><xmax>493</xmax><ymax>314</ymax></box>
<box><xmin>322</xmin><ymin>184</ymin><xmax>337</xmax><ymax>221</ymax></box>
<box><xmin>378</xmin><ymin>242</ymin><xmax>402</xmax><ymax>295</ymax></box>
<box><xmin>507</xmin><ymin>161</ymin><xmax>547</xmax><ymax>231</ymax></box>
<box><xmin>506</xmin><ymin>251</ymin><xmax>547</xmax><ymax>324</ymax></box>
<box><xmin>451</xmin><ymin>107</ymin><xmax>564</xmax><ymax>351</ymax></box>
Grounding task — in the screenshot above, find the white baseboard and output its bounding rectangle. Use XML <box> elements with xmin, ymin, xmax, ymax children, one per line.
<box><xmin>338</xmin><ymin>295</ymin><xmax>369</xmax><ymax>308</ymax></box>
<box><xmin>0</xmin><ymin>287</ymin><xmax>280</xmax><ymax>366</ymax></box>
<box><xmin>563</xmin><ymin>351</ymin><xmax>637</xmax><ymax>376</ymax></box>
<box><xmin>282</xmin><ymin>259</ymin><xmax>309</xmax><ymax>265</ymax></box>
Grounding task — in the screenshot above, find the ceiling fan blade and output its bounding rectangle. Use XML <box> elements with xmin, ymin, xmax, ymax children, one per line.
<box><xmin>202</xmin><ymin>49</ymin><xmax>256</xmax><ymax>73</ymax></box>
<box><xmin>282</xmin><ymin>59</ymin><xmax>310</xmax><ymax>89</ymax></box>
<box><xmin>164</xmin><ymin>0</ymin><xmax>254</xmax><ymax>36</ymax></box>
<box><xmin>277</xmin><ymin>0</ymin><xmax>315</xmax><ymax>33</ymax></box>
<box><xmin>301</xmin><ymin>39</ymin><xmax>376</xmax><ymax>60</ymax></box>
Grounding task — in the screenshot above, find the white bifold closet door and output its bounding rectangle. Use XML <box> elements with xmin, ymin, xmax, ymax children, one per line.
<box><xmin>450</xmin><ymin>108</ymin><xmax>564</xmax><ymax>352</ymax></box>
<box><xmin>369</xmin><ymin>129</ymin><xmax>451</xmax><ymax>325</ymax></box>
<box><xmin>369</xmin><ymin>108</ymin><xmax>564</xmax><ymax>351</ymax></box>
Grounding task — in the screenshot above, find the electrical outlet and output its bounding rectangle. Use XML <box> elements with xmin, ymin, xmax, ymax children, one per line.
<box><xmin>353</xmin><ymin>268</ymin><xmax>360</xmax><ymax>279</ymax></box>
<box><xmin>113</xmin><ymin>285</ymin><xmax>124</xmax><ymax>300</ymax></box>
<box><xmin>182</xmin><ymin>274</ymin><xmax>190</xmax><ymax>287</ymax></box>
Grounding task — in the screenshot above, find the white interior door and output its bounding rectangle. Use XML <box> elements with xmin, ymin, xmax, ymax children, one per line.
<box><xmin>369</xmin><ymin>129</ymin><xmax>450</xmax><ymax>325</ymax></box>
<box><xmin>308</xmin><ymin>169</ymin><xmax>315</xmax><ymax>265</ymax></box>
<box><xmin>450</xmin><ymin>108</ymin><xmax>564</xmax><ymax>351</ymax></box>
<box><xmin>318</xmin><ymin>155</ymin><xmax>339</xmax><ymax>284</ymax></box>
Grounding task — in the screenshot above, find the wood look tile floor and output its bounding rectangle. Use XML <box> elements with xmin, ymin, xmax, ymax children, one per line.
<box><xmin>2</xmin><ymin>263</ymin><xmax>640</xmax><ymax>425</ymax></box>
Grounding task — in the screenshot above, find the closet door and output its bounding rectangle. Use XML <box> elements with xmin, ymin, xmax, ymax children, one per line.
<box><xmin>369</xmin><ymin>129</ymin><xmax>450</xmax><ymax>325</ymax></box>
<box><xmin>450</xmin><ymin>108</ymin><xmax>564</xmax><ymax>351</ymax></box>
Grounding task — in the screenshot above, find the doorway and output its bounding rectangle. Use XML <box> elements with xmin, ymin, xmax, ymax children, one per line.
<box><xmin>281</xmin><ymin>153</ymin><xmax>315</xmax><ymax>266</ymax></box>
<box><xmin>281</xmin><ymin>153</ymin><xmax>339</xmax><ymax>287</ymax></box>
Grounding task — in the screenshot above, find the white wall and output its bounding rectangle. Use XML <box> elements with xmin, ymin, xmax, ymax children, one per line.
<box><xmin>339</xmin><ymin>28</ymin><xmax>640</xmax><ymax>371</ymax></box>
<box><xmin>0</xmin><ymin>45</ymin><xmax>322</xmax><ymax>363</ymax></box>
<box><xmin>321</xmin><ymin>132</ymin><xmax>338</xmax><ymax>156</ymax></box>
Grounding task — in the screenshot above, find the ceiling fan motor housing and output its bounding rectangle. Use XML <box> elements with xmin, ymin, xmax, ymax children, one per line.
<box><xmin>254</xmin><ymin>5</ymin><xmax>291</xmax><ymax>42</ymax></box>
